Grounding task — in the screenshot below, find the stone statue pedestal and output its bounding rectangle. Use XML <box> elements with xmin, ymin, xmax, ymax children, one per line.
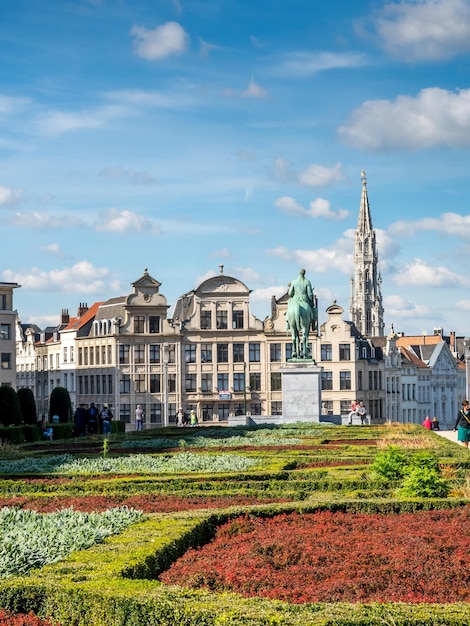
<box><xmin>280</xmin><ymin>362</ymin><xmax>323</xmax><ymax>422</ymax></box>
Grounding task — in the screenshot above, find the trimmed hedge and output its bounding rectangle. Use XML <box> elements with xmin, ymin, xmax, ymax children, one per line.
<box><xmin>1</xmin><ymin>500</ymin><xmax>470</xmax><ymax>625</ymax></box>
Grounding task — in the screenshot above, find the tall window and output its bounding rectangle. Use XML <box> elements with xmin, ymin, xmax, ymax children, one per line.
<box><xmin>249</xmin><ymin>372</ymin><xmax>261</xmax><ymax>391</ymax></box>
<box><xmin>134</xmin><ymin>375</ymin><xmax>145</xmax><ymax>393</ymax></box>
<box><xmin>233</xmin><ymin>343</ymin><xmax>244</xmax><ymax>362</ymax></box>
<box><xmin>150</xmin><ymin>403</ymin><xmax>162</xmax><ymax>423</ymax></box>
<box><xmin>218</xmin><ymin>403</ymin><xmax>230</xmax><ymax>420</ymax></box>
<box><xmin>232</xmin><ymin>310</ymin><xmax>244</xmax><ymax>329</ymax></box>
<box><xmin>270</xmin><ymin>372</ymin><xmax>282</xmax><ymax>391</ymax></box>
<box><xmin>102</xmin><ymin>375</ymin><xmax>107</xmax><ymax>394</ymax></box>
<box><xmin>270</xmin><ymin>343</ymin><xmax>282</xmax><ymax>362</ymax></box>
<box><xmin>249</xmin><ymin>343</ymin><xmax>260</xmax><ymax>362</ymax></box>
<box><xmin>217</xmin><ymin>373</ymin><xmax>229</xmax><ymax>390</ymax></box>
<box><xmin>201</xmin><ymin>373</ymin><xmax>212</xmax><ymax>392</ymax></box>
<box><xmin>271</xmin><ymin>401</ymin><xmax>282</xmax><ymax>416</ymax></box>
<box><xmin>286</xmin><ymin>343</ymin><xmax>293</xmax><ymax>360</ymax></box>
<box><xmin>217</xmin><ymin>343</ymin><xmax>229</xmax><ymax>363</ymax></box>
<box><xmin>358</xmin><ymin>370</ymin><xmax>363</xmax><ymax>390</ymax></box>
<box><xmin>1</xmin><ymin>353</ymin><xmax>11</xmax><ymax>369</ymax></box>
<box><xmin>134</xmin><ymin>316</ymin><xmax>145</xmax><ymax>333</ymax></box>
<box><xmin>108</xmin><ymin>374</ymin><xmax>113</xmax><ymax>394</ymax></box>
<box><xmin>321</xmin><ymin>344</ymin><xmax>332</xmax><ymax>361</ymax></box>
<box><xmin>201</xmin><ymin>403</ymin><xmax>214</xmax><ymax>421</ymax></box>
<box><xmin>168</xmin><ymin>374</ymin><xmax>176</xmax><ymax>393</ymax></box>
<box><xmin>120</xmin><ymin>375</ymin><xmax>131</xmax><ymax>394</ymax></box>
<box><xmin>340</xmin><ymin>371</ymin><xmax>352</xmax><ymax>390</ymax></box>
<box><xmin>150</xmin><ymin>344</ymin><xmax>160</xmax><ymax>363</ymax></box>
<box><xmin>322</xmin><ymin>371</ymin><xmax>333</xmax><ymax>390</ymax></box>
<box><xmin>70</xmin><ymin>346</ymin><xmax>75</xmax><ymax>363</ymax></box>
<box><xmin>200</xmin><ymin>309</ymin><xmax>212</xmax><ymax>329</ymax></box>
<box><xmin>119</xmin><ymin>345</ymin><xmax>130</xmax><ymax>364</ymax></box>
<box><xmin>101</xmin><ymin>346</ymin><xmax>105</xmax><ymax>365</ymax></box>
<box><xmin>233</xmin><ymin>372</ymin><xmax>245</xmax><ymax>392</ymax></box>
<box><xmin>339</xmin><ymin>344</ymin><xmax>351</xmax><ymax>360</ymax></box>
<box><xmin>323</xmin><ymin>400</ymin><xmax>333</xmax><ymax>415</ymax></box>
<box><xmin>0</xmin><ymin>324</ymin><xmax>11</xmax><ymax>340</ymax></box>
<box><xmin>185</xmin><ymin>344</ymin><xmax>197</xmax><ymax>363</ymax></box>
<box><xmin>201</xmin><ymin>343</ymin><xmax>212</xmax><ymax>363</ymax></box>
<box><xmin>134</xmin><ymin>344</ymin><xmax>145</xmax><ymax>364</ymax></box>
<box><xmin>149</xmin><ymin>316</ymin><xmax>160</xmax><ymax>333</ymax></box>
<box><xmin>216</xmin><ymin>310</ymin><xmax>228</xmax><ymax>329</ymax></box>
<box><xmin>150</xmin><ymin>374</ymin><xmax>161</xmax><ymax>393</ymax></box>
<box><xmin>185</xmin><ymin>374</ymin><xmax>197</xmax><ymax>393</ymax></box>
<box><xmin>120</xmin><ymin>404</ymin><xmax>131</xmax><ymax>424</ymax></box>
<box><xmin>0</xmin><ymin>295</ymin><xmax>6</xmax><ymax>309</ymax></box>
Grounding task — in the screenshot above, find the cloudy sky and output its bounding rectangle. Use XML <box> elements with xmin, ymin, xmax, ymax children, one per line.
<box><xmin>2</xmin><ymin>0</ymin><xmax>470</xmax><ymax>336</ymax></box>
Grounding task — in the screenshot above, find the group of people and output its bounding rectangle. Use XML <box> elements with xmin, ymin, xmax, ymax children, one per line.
<box><xmin>73</xmin><ymin>402</ymin><xmax>113</xmax><ymax>436</ymax></box>
<box><xmin>347</xmin><ymin>400</ymin><xmax>367</xmax><ymax>425</ymax></box>
<box><xmin>176</xmin><ymin>407</ymin><xmax>198</xmax><ymax>427</ymax></box>
<box><xmin>422</xmin><ymin>416</ymin><xmax>440</xmax><ymax>431</ymax></box>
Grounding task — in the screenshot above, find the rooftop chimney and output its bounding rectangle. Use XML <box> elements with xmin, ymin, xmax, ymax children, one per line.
<box><xmin>61</xmin><ymin>308</ymin><xmax>70</xmax><ymax>325</ymax></box>
<box><xmin>77</xmin><ymin>302</ymin><xmax>89</xmax><ymax>317</ymax></box>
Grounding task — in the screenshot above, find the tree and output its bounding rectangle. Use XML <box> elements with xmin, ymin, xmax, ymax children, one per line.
<box><xmin>17</xmin><ymin>388</ymin><xmax>38</xmax><ymax>425</ymax></box>
<box><xmin>0</xmin><ymin>385</ymin><xmax>22</xmax><ymax>427</ymax></box>
<box><xmin>49</xmin><ymin>387</ymin><xmax>72</xmax><ymax>423</ymax></box>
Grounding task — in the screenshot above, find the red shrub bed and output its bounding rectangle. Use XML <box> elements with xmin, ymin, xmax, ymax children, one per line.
<box><xmin>160</xmin><ymin>507</ymin><xmax>470</xmax><ymax>604</ymax></box>
<box><xmin>0</xmin><ymin>609</ymin><xmax>59</xmax><ymax>626</ymax></box>
<box><xmin>0</xmin><ymin>494</ymin><xmax>291</xmax><ymax>513</ymax></box>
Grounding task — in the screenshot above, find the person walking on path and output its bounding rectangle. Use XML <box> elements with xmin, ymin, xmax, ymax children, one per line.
<box><xmin>454</xmin><ymin>400</ymin><xmax>470</xmax><ymax>448</ymax></box>
<box><xmin>189</xmin><ymin>409</ymin><xmax>198</xmax><ymax>427</ymax></box>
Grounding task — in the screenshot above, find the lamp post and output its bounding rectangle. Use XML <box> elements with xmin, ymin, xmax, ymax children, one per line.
<box><xmin>163</xmin><ymin>342</ymin><xmax>169</xmax><ymax>427</ymax></box>
<box><xmin>243</xmin><ymin>361</ymin><xmax>247</xmax><ymax>415</ymax></box>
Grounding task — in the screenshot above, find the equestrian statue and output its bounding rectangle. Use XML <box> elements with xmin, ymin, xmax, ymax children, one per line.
<box><xmin>286</xmin><ymin>269</ymin><xmax>318</xmax><ymax>360</ymax></box>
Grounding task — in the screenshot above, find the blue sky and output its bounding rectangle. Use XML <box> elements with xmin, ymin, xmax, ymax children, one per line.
<box><xmin>2</xmin><ymin>0</ymin><xmax>470</xmax><ymax>336</ymax></box>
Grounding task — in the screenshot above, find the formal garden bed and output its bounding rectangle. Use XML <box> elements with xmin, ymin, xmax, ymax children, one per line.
<box><xmin>0</xmin><ymin>422</ymin><xmax>469</xmax><ymax>624</ymax></box>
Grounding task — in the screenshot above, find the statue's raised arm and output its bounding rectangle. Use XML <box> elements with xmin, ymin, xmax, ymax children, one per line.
<box><xmin>287</xmin><ymin>269</ymin><xmax>317</xmax><ymax>360</ymax></box>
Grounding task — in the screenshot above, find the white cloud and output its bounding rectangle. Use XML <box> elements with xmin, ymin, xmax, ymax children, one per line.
<box><xmin>392</xmin><ymin>258</ymin><xmax>470</xmax><ymax>287</ymax></box>
<box><xmin>233</xmin><ymin>267</ymin><xmax>261</xmax><ymax>284</ymax></box>
<box><xmin>40</xmin><ymin>243</ymin><xmax>67</xmax><ymax>258</ymax></box>
<box><xmin>250</xmin><ymin>285</ymin><xmax>287</xmax><ymax>302</ymax></box>
<box><xmin>338</xmin><ymin>87</ymin><xmax>470</xmax><ymax>151</ymax></box>
<box><xmin>223</xmin><ymin>79</ymin><xmax>268</xmax><ymax>99</ymax></box>
<box><xmin>389</xmin><ymin>212</ymin><xmax>470</xmax><ymax>240</ymax></box>
<box><xmin>299</xmin><ymin>162</ymin><xmax>344</xmax><ymax>187</ymax></box>
<box><xmin>373</xmin><ymin>0</ymin><xmax>470</xmax><ymax>62</ymax></box>
<box><xmin>35</xmin><ymin>105</ymin><xmax>125</xmax><ymax>136</ymax></box>
<box><xmin>131</xmin><ymin>22</ymin><xmax>188</xmax><ymax>60</ymax></box>
<box><xmin>384</xmin><ymin>294</ymin><xmax>431</xmax><ymax>319</ymax></box>
<box><xmin>242</xmin><ymin>79</ymin><xmax>268</xmax><ymax>99</ymax></box>
<box><xmin>98</xmin><ymin>167</ymin><xmax>156</xmax><ymax>185</ymax></box>
<box><xmin>8</xmin><ymin>212</ymin><xmax>85</xmax><ymax>229</ymax></box>
<box><xmin>268</xmin><ymin>241</ymin><xmax>353</xmax><ymax>274</ymax></box>
<box><xmin>275</xmin><ymin>196</ymin><xmax>348</xmax><ymax>220</ymax></box>
<box><xmin>275</xmin><ymin>51</ymin><xmax>367</xmax><ymax>77</ymax></box>
<box><xmin>211</xmin><ymin>248</ymin><xmax>231</xmax><ymax>258</ymax></box>
<box><xmin>199</xmin><ymin>38</ymin><xmax>218</xmax><ymax>58</ymax></box>
<box><xmin>3</xmin><ymin>261</ymin><xmax>115</xmax><ymax>293</ymax></box>
<box><xmin>0</xmin><ymin>95</ymin><xmax>30</xmax><ymax>115</ymax></box>
<box><xmin>0</xmin><ymin>186</ymin><xmax>21</xmax><ymax>205</ymax></box>
<box><xmin>95</xmin><ymin>208</ymin><xmax>162</xmax><ymax>234</ymax></box>
<box><xmin>455</xmin><ymin>299</ymin><xmax>470</xmax><ymax>312</ymax></box>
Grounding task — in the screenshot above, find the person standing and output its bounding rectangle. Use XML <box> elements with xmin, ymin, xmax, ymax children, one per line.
<box><xmin>189</xmin><ymin>409</ymin><xmax>198</xmax><ymax>427</ymax></box>
<box><xmin>422</xmin><ymin>415</ymin><xmax>432</xmax><ymax>430</ymax></box>
<box><xmin>176</xmin><ymin>407</ymin><xmax>185</xmax><ymax>427</ymax></box>
<box><xmin>74</xmin><ymin>404</ymin><xmax>87</xmax><ymax>437</ymax></box>
<box><xmin>357</xmin><ymin>401</ymin><xmax>367</xmax><ymax>425</ymax></box>
<box><xmin>87</xmin><ymin>402</ymin><xmax>99</xmax><ymax>435</ymax></box>
<box><xmin>135</xmin><ymin>404</ymin><xmax>145</xmax><ymax>432</ymax></box>
<box><xmin>348</xmin><ymin>400</ymin><xmax>358</xmax><ymax>425</ymax></box>
<box><xmin>100</xmin><ymin>404</ymin><xmax>113</xmax><ymax>436</ymax></box>
<box><xmin>454</xmin><ymin>400</ymin><xmax>470</xmax><ymax>448</ymax></box>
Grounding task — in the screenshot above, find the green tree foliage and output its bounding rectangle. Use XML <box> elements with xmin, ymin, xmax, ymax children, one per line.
<box><xmin>0</xmin><ymin>386</ymin><xmax>22</xmax><ymax>427</ymax></box>
<box><xmin>49</xmin><ymin>386</ymin><xmax>72</xmax><ymax>423</ymax></box>
<box><xmin>17</xmin><ymin>388</ymin><xmax>37</xmax><ymax>425</ymax></box>
<box><xmin>371</xmin><ymin>445</ymin><xmax>408</xmax><ymax>481</ymax></box>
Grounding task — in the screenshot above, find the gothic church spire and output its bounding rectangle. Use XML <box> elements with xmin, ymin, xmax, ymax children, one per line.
<box><xmin>349</xmin><ymin>171</ymin><xmax>384</xmax><ymax>337</ymax></box>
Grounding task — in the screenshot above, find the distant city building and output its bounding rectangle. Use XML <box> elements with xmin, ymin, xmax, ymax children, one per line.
<box><xmin>0</xmin><ymin>281</ymin><xmax>21</xmax><ymax>387</ymax></box>
<box><xmin>12</xmin><ymin>175</ymin><xmax>466</xmax><ymax>427</ymax></box>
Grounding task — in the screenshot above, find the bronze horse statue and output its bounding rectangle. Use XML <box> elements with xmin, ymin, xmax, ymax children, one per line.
<box><xmin>286</xmin><ymin>269</ymin><xmax>318</xmax><ymax>359</ymax></box>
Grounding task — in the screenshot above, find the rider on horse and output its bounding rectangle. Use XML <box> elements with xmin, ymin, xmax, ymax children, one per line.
<box><xmin>287</xmin><ymin>269</ymin><xmax>317</xmax><ymax>359</ymax></box>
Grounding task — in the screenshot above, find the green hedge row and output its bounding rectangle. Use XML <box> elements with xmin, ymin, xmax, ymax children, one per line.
<box><xmin>1</xmin><ymin>499</ymin><xmax>469</xmax><ymax>625</ymax></box>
